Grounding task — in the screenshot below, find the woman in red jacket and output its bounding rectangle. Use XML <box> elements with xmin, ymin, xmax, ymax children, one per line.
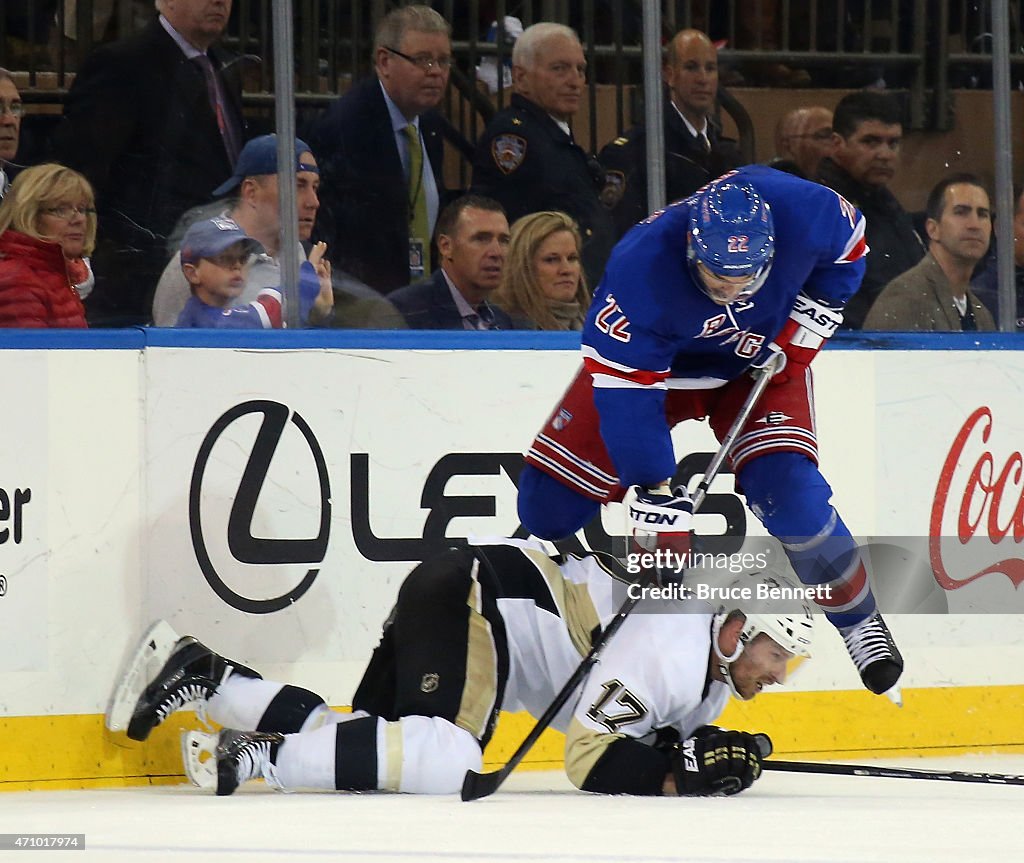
<box><xmin>0</xmin><ymin>163</ymin><xmax>95</xmax><ymax>327</ymax></box>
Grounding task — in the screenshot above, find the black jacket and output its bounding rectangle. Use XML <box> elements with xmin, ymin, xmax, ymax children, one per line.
<box><xmin>312</xmin><ymin>77</ymin><xmax>449</xmax><ymax>295</ymax></box>
<box><xmin>53</xmin><ymin>17</ymin><xmax>245</xmax><ymax>326</ymax></box>
<box><xmin>815</xmin><ymin>157</ymin><xmax>926</xmax><ymax>329</ymax></box>
<box><xmin>470</xmin><ymin>94</ymin><xmax>616</xmax><ymax>289</ymax></box>
<box><xmin>598</xmin><ymin>95</ymin><xmax>741</xmax><ymax>238</ymax></box>
<box><xmin>388</xmin><ymin>269</ymin><xmax>514</xmax><ymax>330</ymax></box>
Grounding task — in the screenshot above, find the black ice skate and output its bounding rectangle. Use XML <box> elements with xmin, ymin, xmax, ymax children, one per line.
<box><xmin>841</xmin><ymin>611</ymin><xmax>904</xmax><ymax>700</ymax></box>
<box><xmin>182</xmin><ymin>728</ymin><xmax>284</xmax><ymax>796</ymax></box>
<box><xmin>106</xmin><ymin>620</ymin><xmax>260</xmax><ymax>741</ymax></box>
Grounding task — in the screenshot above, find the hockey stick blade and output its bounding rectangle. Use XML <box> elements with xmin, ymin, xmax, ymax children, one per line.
<box><xmin>764</xmin><ymin>759</ymin><xmax>1024</xmax><ymax>786</ymax></box>
<box><xmin>461</xmin><ymin>766</ymin><xmax>505</xmax><ymax>802</ymax></box>
<box><xmin>461</xmin><ymin>367</ymin><xmax>779</xmax><ymax>801</ymax></box>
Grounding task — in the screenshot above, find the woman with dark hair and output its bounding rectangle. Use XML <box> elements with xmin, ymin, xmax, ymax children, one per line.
<box><xmin>0</xmin><ymin>163</ymin><xmax>96</xmax><ymax>327</ymax></box>
<box><xmin>494</xmin><ymin>210</ymin><xmax>590</xmax><ymax>330</ymax></box>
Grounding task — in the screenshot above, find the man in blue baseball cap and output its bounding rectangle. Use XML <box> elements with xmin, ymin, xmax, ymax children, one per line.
<box><xmin>151</xmin><ymin>133</ymin><xmax>324</xmax><ymax>326</ymax></box>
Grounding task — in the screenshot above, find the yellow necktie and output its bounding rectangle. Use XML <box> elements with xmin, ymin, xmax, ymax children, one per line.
<box><xmin>403</xmin><ymin>124</ymin><xmax>431</xmax><ymax>274</ymax></box>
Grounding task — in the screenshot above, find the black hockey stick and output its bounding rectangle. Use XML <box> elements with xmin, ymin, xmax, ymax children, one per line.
<box><xmin>764</xmin><ymin>759</ymin><xmax>1024</xmax><ymax>786</ymax></box>
<box><xmin>461</xmin><ymin>357</ymin><xmax>784</xmax><ymax>801</ymax></box>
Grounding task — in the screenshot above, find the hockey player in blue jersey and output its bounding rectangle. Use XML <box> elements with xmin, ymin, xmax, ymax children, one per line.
<box><xmin>518</xmin><ymin>165</ymin><xmax>904</xmax><ymax>699</ymax></box>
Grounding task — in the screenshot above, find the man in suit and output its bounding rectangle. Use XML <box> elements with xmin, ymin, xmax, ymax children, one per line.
<box><xmin>599</xmin><ymin>29</ymin><xmax>741</xmax><ymax>238</ymax></box>
<box><xmin>388</xmin><ymin>195</ymin><xmax>514</xmax><ymax>330</ymax></box>
<box><xmin>864</xmin><ymin>173</ymin><xmax>996</xmax><ymax>332</ymax></box>
<box><xmin>470</xmin><ymin>22</ymin><xmax>616</xmax><ymax>290</ymax></box>
<box><xmin>52</xmin><ymin>0</ymin><xmax>245</xmax><ymax>327</ymax></box>
<box><xmin>0</xmin><ymin>68</ymin><xmax>22</xmax><ymax>198</ymax></box>
<box><xmin>313</xmin><ymin>5</ymin><xmax>452</xmax><ymax>295</ymax></box>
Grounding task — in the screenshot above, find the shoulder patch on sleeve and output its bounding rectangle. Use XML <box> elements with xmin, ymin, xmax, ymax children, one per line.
<box><xmin>492</xmin><ymin>134</ymin><xmax>528</xmax><ymax>174</ymax></box>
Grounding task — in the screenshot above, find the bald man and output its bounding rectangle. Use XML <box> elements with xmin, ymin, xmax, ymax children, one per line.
<box><xmin>599</xmin><ymin>29</ymin><xmax>740</xmax><ymax>238</ymax></box>
<box><xmin>771</xmin><ymin>106</ymin><xmax>834</xmax><ymax>180</ymax></box>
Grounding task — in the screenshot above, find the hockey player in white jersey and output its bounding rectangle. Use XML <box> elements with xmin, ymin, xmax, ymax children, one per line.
<box><xmin>108</xmin><ymin>539</ymin><xmax>814</xmax><ymax>797</ymax></box>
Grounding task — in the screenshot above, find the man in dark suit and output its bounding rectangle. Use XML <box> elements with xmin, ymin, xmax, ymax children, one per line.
<box><xmin>389</xmin><ymin>195</ymin><xmax>514</xmax><ymax>330</ymax></box>
<box><xmin>0</xmin><ymin>68</ymin><xmax>22</xmax><ymax>198</ymax></box>
<box><xmin>52</xmin><ymin>0</ymin><xmax>245</xmax><ymax>327</ymax></box>
<box><xmin>470</xmin><ymin>22</ymin><xmax>616</xmax><ymax>291</ymax></box>
<box><xmin>599</xmin><ymin>29</ymin><xmax>741</xmax><ymax>238</ymax></box>
<box><xmin>313</xmin><ymin>5</ymin><xmax>452</xmax><ymax>296</ymax></box>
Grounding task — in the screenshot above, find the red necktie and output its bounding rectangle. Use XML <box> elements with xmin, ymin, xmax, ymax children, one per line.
<box><xmin>194</xmin><ymin>53</ymin><xmax>240</xmax><ymax>165</ymax></box>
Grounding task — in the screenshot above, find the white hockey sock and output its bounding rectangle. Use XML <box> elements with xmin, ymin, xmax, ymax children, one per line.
<box><xmin>272</xmin><ymin>714</ymin><xmax>483</xmax><ymax>794</ymax></box>
<box><xmin>206</xmin><ymin>677</ymin><xmax>285</xmax><ymax>731</ymax></box>
<box><xmin>386</xmin><ymin>715</ymin><xmax>483</xmax><ymax>794</ymax></box>
<box><xmin>273</xmin><ymin>723</ymin><xmax>342</xmax><ymax>790</ymax></box>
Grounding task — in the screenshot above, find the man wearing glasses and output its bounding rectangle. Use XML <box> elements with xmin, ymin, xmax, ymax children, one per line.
<box><xmin>0</xmin><ymin>68</ymin><xmax>22</xmax><ymax>199</ymax></box>
<box><xmin>771</xmin><ymin>106</ymin><xmax>835</xmax><ymax>181</ymax></box>
<box><xmin>313</xmin><ymin>5</ymin><xmax>453</xmax><ymax>296</ymax></box>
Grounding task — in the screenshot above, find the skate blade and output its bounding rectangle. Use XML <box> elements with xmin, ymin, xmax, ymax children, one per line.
<box><xmin>105</xmin><ymin>620</ymin><xmax>181</xmax><ymax>734</ymax></box>
<box><xmin>883</xmin><ymin>684</ymin><xmax>903</xmax><ymax>707</ymax></box>
<box><xmin>182</xmin><ymin>730</ymin><xmax>219</xmax><ymax>790</ymax></box>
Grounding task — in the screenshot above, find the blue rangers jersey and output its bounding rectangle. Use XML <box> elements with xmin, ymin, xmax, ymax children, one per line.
<box><xmin>580</xmin><ymin>164</ymin><xmax>867</xmax><ymax>486</ymax></box>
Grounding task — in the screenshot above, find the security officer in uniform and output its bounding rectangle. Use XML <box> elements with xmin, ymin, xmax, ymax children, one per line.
<box><xmin>599</xmin><ymin>29</ymin><xmax>740</xmax><ymax>239</ymax></box>
<box><xmin>471</xmin><ymin>22</ymin><xmax>616</xmax><ymax>289</ymax></box>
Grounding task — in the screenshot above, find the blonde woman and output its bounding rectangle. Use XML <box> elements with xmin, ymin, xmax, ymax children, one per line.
<box><xmin>495</xmin><ymin>211</ymin><xmax>590</xmax><ymax>330</ymax></box>
<box><xmin>0</xmin><ymin>163</ymin><xmax>96</xmax><ymax>327</ymax></box>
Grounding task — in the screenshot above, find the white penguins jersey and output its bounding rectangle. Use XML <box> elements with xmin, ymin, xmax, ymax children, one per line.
<box><xmin>470</xmin><ymin>538</ymin><xmax>730</xmax><ymax>790</ymax></box>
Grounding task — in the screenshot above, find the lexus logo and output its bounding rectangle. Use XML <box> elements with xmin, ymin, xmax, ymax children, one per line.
<box><xmin>190</xmin><ymin>400</ymin><xmax>331</xmax><ymax>613</ymax></box>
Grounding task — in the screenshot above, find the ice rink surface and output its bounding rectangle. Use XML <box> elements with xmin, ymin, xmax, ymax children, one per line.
<box><xmin>1</xmin><ymin>755</ymin><xmax>1021</xmax><ymax>862</ymax></box>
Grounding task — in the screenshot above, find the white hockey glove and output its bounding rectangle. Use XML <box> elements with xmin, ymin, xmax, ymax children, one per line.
<box><xmin>627</xmin><ymin>484</ymin><xmax>694</xmax><ymax>583</ymax></box>
<box><xmin>753</xmin><ymin>292</ymin><xmax>844</xmax><ymax>385</ymax></box>
<box><xmin>667</xmin><ymin>727</ymin><xmax>768</xmax><ymax>796</ymax></box>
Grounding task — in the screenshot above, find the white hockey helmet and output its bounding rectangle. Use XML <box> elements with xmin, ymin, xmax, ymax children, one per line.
<box><xmin>711</xmin><ymin>569</ymin><xmax>815</xmax><ymax>699</ymax></box>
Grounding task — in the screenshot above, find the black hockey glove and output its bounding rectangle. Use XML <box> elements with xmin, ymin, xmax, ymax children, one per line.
<box><xmin>667</xmin><ymin>728</ymin><xmax>768</xmax><ymax>796</ymax></box>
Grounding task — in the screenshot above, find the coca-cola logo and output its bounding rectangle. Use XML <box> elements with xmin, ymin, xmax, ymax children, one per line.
<box><xmin>930</xmin><ymin>406</ymin><xmax>1024</xmax><ymax>590</ymax></box>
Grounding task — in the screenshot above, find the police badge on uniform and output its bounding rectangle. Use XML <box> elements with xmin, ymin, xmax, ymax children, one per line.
<box><xmin>492</xmin><ymin>134</ymin><xmax>527</xmax><ymax>174</ymax></box>
<box><xmin>600</xmin><ymin>170</ymin><xmax>626</xmax><ymax>208</ymax></box>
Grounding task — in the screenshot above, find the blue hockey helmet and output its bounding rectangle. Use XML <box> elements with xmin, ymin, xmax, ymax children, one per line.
<box><xmin>687</xmin><ymin>179</ymin><xmax>775</xmax><ymax>304</ymax></box>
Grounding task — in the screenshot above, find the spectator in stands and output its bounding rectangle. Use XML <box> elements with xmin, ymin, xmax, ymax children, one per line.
<box><xmin>599</xmin><ymin>29</ymin><xmax>741</xmax><ymax>239</ymax></box>
<box><xmin>0</xmin><ymin>163</ymin><xmax>94</xmax><ymax>328</ymax></box>
<box><xmin>176</xmin><ymin>217</ymin><xmax>332</xmax><ymax>328</ymax></box>
<box><xmin>816</xmin><ymin>90</ymin><xmax>925</xmax><ymax>329</ymax></box>
<box><xmin>52</xmin><ymin>0</ymin><xmax>246</xmax><ymax>327</ymax></box>
<box><xmin>388</xmin><ymin>195</ymin><xmax>514</xmax><ymax>330</ymax></box>
<box><xmin>313</xmin><ymin>5</ymin><xmax>452</xmax><ymax>295</ymax></box>
<box><xmin>864</xmin><ymin>174</ymin><xmax>995</xmax><ymax>331</ymax></box>
<box><xmin>493</xmin><ymin>210</ymin><xmax>589</xmax><ymax>330</ymax></box>
<box><xmin>471</xmin><ymin>22</ymin><xmax>616</xmax><ymax>290</ymax></box>
<box><xmin>153</xmin><ymin>134</ymin><xmax>403</xmax><ymax>330</ymax></box>
<box><xmin>972</xmin><ymin>184</ymin><xmax>1024</xmax><ymax>330</ymax></box>
<box><xmin>770</xmin><ymin>106</ymin><xmax>834</xmax><ymax>180</ymax></box>
<box><xmin>0</xmin><ymin>69</ymin><xmax>22</xmax><ymax>199</ymax></box>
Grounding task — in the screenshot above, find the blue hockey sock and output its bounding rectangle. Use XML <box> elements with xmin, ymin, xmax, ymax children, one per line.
<box><xmin>740</xmin><ymin>453</ymin><xmax>875</xmax><ymax>628</ymax></box>
<box><xmin>517</xmin><ymin>464</ymin><xmax>600</xmax><ymax>541</ymax></box>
